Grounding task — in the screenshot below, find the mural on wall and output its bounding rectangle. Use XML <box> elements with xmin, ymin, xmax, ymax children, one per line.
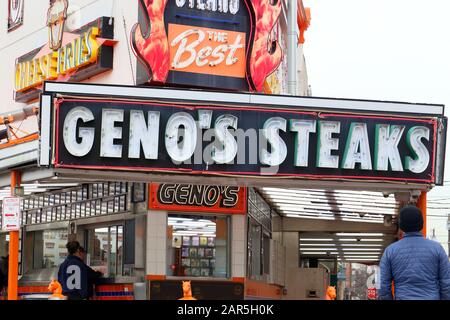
<box><xmin>131</xmin><ymin>0</ymin><xmax>283</xmax><ymax>93</ymax></box>
<box><xmin>8</xmin><ymin>0</ymin><xmax>24</xmax><ymax>31</ymax></box>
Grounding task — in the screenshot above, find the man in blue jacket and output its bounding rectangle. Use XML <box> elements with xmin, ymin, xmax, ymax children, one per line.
<box><xmin>379</xmin><ymin>206</ymin><xmax>450</xmax><ymax>300</ymax></box>
<box><xmin>58</xmin><ymin>241</ymin><xmax>101</xmax><ymax>300</ymax></box>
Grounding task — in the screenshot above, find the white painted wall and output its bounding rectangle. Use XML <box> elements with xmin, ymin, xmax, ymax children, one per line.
<box><xmin>231</xmin><ymin>214</ymin><xmax>246</xmax><ymax>278</ymax></box>
<box><xmin>0</xmin><ymin>0</ymin><xmax>138</xmax><ymax>132</ymax></box>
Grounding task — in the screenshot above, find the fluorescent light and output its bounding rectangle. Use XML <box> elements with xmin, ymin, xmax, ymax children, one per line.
<box><xmin>338</xmin><ymin>238</ymin><xmax>385</xmax><ymax>242</ymax></box>
<box><xmin>336</xmin><ymin>233</ymin><xmax>384</xmax><ymax>237</ymax></box>
<box><xmin>300</xmin><ymin>244</ymin><xmax>336</xmax><ymax>247</ymax></box>
<box><xmin>300</xmin><ymin>238</ymin><xmax>334</xmax><ymax>241</ymax></box>
<box><xmin>300</xmin><ymin>252</ymin><xmax>339</xmax><ymax>255</ymax></box>
<box><xmin>340</xmin><ymin>244</ymin><xmax>383</xmax><ymax>247</ymax></box>
<box><xmin>300</xmin><ymin>248</ymin><xmax>339</xmax><ymax>251</ymax></box>
<box><xmin>344</xmin><ymin>258</ymin><xmax>379</xmax><ymax>261</ymax></box>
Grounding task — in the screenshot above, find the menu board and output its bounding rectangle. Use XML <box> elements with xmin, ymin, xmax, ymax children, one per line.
<box><xmin>181</xmin><ymin>236</ymin><xmax>216</xmax><ymax>277</ymax></box>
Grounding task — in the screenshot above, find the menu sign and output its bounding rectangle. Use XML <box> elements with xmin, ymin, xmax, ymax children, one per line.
<box><xmin>2</xmin><ymin>197</ymin><xmax>21</xmax><ymax>231</ymax></box>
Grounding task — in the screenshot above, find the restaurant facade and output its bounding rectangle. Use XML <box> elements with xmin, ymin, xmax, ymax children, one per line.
<box><xmin>0</xmin><ymin>0</ymin><xmax>447</xmax><ymax>301</ymax></box>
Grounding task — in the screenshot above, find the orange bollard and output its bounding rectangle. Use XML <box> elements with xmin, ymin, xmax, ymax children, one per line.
<box><xmin>48</xmin><ymin>280</ymin><xmax>67</xmax><ymax>300</ymax></box>
<box><xmin>178</xmin><ymin>281</ymin><xmax>197</xmax><ymax>300</ymax></box>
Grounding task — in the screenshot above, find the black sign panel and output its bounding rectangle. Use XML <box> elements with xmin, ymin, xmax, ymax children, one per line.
<box><xmin>54</xmin><ymin>98</ymin><xmax>438</xmax><ymax>184</ymax></box>
<box><xmin>149</xmin><ymin>280</ymin><xmax>244</xmax><ymax>300</ymax></box>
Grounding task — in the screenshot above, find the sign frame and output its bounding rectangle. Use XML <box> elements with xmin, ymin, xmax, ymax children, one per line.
<box><xmin>149</xmin><ymin>183</ymin><xmax>247</xmax><ymax>215</ymax></box>
<box><xmin>40</xmin><ymin>82</ymin><xmax>447</xmax><ymax>187</ymax></box>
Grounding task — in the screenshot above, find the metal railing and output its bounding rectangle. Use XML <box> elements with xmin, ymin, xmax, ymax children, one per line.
<box><xmin>1</xmin><ymin>182</ymin><xmax>130</xmax><ymax>228</ymax></box>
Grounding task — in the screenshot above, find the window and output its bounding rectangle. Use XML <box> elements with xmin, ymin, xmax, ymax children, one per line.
<box><xmin>33</xmin><ymin>229</ymin><xmax>68</xmax><ymax>269</ymax></box>
<box><xmin>85</xmin><ymin>225</ymin><xmax>124</xmax><ymax>277</ymax></box>
<box><xmin>247</xmin><ymin>218</ymin><xmax>272</xmax><ymax>281</ymax></box>
<box><xmin>0</xmin><ymin>233</ymin><xmax>9</xmax><ymax>257</ymax></box>
<box><xmin>247</xmin><ymin>188</ymin><xmax>272</xmax><ymax>280</ymax></box>
<box><xmin>167</xmin><ymin>214</ymin><xmax>230</xmax><ymax>278</ymax></box>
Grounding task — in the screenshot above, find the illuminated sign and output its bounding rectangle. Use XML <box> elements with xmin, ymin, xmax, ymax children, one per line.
<box><xmin>168</xmin><ymin>24</ymin><xmax>246</xmax><ymax>78</ymax></box>
<box><xmin>149</xmin><ymin>183</ymin><xmax>247</xmax><ymax>214</ymax></box>
<box><xmin>132</xmin><ymin>0</ymin><xmax>283</xmax><ymax>92</ymax></box>
<box><xmin>50</xmin><ymin>96</ymin><xmax>441</xmax><ymax>184</ymax></box>
<box><xmin>14</xmin><ymin>16</ymin><xmax>115</xmax><ymax>103</ymax></box>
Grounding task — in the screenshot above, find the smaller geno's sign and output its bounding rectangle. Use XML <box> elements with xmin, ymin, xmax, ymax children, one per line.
<box><xmin>149</xmin><ymin>183</ymin><xmax>247</xmax><ymax>214</ymax></box>
<box><xmin>2</xmin><ymin>197</ymin><xmax>21</xmax><ymax>231</ymax></box>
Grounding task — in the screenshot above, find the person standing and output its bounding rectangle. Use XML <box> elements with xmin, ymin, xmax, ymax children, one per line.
<box><xmin>58</xmin><ymin>241</ymin><xmax>102</xmax><ymax>300</ymax></box>
<box><xmin>78</xmin><ymin>246</ymin><xmax>102</xmax><ymax>300</ymax></box>
<box><xmin>379</xmin><ymin>206</ymin><xmax>450</xmax><ymax>300</ymax></box>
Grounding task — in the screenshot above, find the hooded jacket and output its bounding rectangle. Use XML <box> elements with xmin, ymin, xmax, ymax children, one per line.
<box><xmin>379</xmin><ymin>232</ymin><xmax>450</xmax><ymax>300</ymax></box>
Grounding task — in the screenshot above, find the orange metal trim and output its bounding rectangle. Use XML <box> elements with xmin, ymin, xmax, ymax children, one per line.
<box><xmin>0</xmin><ymin>133</ymin><xmax>39</xmax><ymax>150</ymax></box>
<box><xmin>7</xmin><ymin>171</ymin><xmax>21</xmax><ymax>300</ymax></box>
<box><xmin>417</xmin><ymin>191</ymin><xmax>427</xmax><ymax>237</ymax></box>
<box><xmin>146</xmin><ymin>275</ymin><xmax>167</xmax><ymax>281</ymax></box>
<box><xmin>232</xmin><ymin>277</ymin><xmax>245</xmax><ymax>283</ymax></box>
<box><xmin>245</xmin><ymin>279</ymin><xmax>282</xmax><ymax>299</ymax></box>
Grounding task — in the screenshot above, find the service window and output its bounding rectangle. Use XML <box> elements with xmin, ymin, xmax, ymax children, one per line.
<box><xmin>167</xmin><ymin>214</ymin><xmax>230</xmax><ymax>279</ymax></box>
<box><xmin>32</xmin><ymin>229</ymin><xmax>69</xmax><ymax>269</ymax></box>
<box><xmin>84</xmin><ymin>223</ymin><xmax>135</xmax><ymax>277</ymax></box>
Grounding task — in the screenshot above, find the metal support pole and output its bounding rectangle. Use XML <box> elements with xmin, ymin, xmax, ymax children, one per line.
<box><xmin>7</xmin><ymin>170</ymin><xmax>21</xmax><ymax>300</ymax></box>
<box><xmin>287</xmin><ymin>0</ymin><xmax>298</xmax><ymax>96</ymax></box>
<box><xmin>417</xmin><ymin>191</ymin><xmax>427</xmax><ymax>237</ymax></box>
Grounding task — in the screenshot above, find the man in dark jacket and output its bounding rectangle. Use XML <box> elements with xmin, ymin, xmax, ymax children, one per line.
<box><xmin>58</xmin><ymin>241</ymin><xmax>101</xmax><ymax>300</ymax></box>
<box><xmin>79</xmin><ymin>246</ymin><xmax>102</xmax><ymax>299</ymax></box>
<box><xmin>379</xmin><ymin>206</ymin><xmax>450</xmax><ymax>300</ymax></box>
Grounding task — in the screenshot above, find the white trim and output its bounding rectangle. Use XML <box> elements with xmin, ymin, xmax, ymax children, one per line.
<box><xmin>39</xmin><ymin>95</ymin><xmax>51</xmax><ymax>166</ymax></box>
<box><xmin>44</xmin><ymin>82</ymin><xmax>445</xmax><ymax>116</ymax></box>
<box><xmin>0</xmin><ymin>140</ymin><xmax>38</xmax><ymax>171</ymax></box>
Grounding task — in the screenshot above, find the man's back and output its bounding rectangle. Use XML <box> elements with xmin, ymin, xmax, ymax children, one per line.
<box><xmin>379</xmin><ymin>232</ymin><xmax>450</xmax><ymax>300</ymax></box>
<box><xmin>58</xmin><ymin>255</ymin><xmax>89</xmax><ymax>300</ymax></box>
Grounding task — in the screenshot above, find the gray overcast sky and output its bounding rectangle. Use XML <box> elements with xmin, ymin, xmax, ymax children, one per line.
<box><xmin>302</xmin><ymin>0</ymin><xmax>450</xmax><ymax>199</ymax></box>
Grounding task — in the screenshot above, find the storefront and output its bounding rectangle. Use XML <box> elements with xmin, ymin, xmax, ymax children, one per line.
<box><xmin>0</xmin><ymin>1</ymin><xmax>447</xmax><ymax>302</ymax></box>
<box><xmin>9</xmin><ymin>182</ymin><xmax>144</xmax><ymax>300</ymax></box>
<box><xmin>146</xmin><ymin>183</ymin><xmax>247</xmax><ymax>299</ymax></box>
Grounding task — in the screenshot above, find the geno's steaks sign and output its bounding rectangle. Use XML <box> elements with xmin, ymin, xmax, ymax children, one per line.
<box><xmin>44</xmin><ymin>86</ymin><xmax>446</xmax><ymax>185</ymax></box>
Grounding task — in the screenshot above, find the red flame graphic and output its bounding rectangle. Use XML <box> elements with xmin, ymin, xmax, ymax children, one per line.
<box><xmin>132</xmin><ymin>0</ymin><xmax>282</xmax><ymax>92</ymax></box>
<box><xmin>247</xmin><ymin>0</ymin><xmax>283</xmax><ymax>92</ymax></box>
<box><xmin>132</xmin><ymin>0</ymin><xmax>170</xmax><ymax>83</ymax></box>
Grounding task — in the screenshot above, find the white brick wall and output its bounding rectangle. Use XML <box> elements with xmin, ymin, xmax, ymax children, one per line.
<box><xmin>231</xmin><ymin>215</ymin><xmax>246</xmax><ymax>278</ymax></box>
<box><xmin>146</xmin><ymin>210</ymin><xmax>167</xmax><ymax>276</ymax></box>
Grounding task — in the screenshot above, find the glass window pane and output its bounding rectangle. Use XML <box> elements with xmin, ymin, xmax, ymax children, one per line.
<box><xmin>34</xmin><ymin>229</ymin><xmax>68</xmax><ymax>269</ymax></box>
<box><xmin>117</xmin><ymin>226</ymin><xmax>123</xmax><ymax>276</ymax></box>
<box><xmin>110</xmin><ymin>226</ymin><xmax>117</xmax><ymax>277</ymax></box>
<box><xmin>87</xmin><ymin>228</ymin><xmax>109</xmax><ymax>276</ymax></box>
<box><xmin>167</xmin><ymin>214</ymin><xmax>229</xmax><ymax>279</ymax></box>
